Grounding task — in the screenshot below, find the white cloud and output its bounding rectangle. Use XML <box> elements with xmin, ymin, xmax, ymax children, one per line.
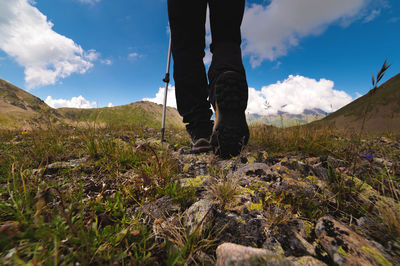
<box><xmin>128</xmin><ymin>52</ymin><xmax>140</xmax><ymax>60</ymax></box>
<box><xmin>84</xmin><ymin>49</ymin><xmax>100</xmax><ymax>61</ymax></box>
<box><xmin>363</xmin><ymin>9</ymin><xmax>381</xmax><ymax>23</ymax></box>
<box><xmin>101</xmin><ymin>59</ymin><xmax>112</xmax><ymax>65</ymax></box>
<box><xmin>143</xmin><ymin>76</ymin><xmax>353</xmax><ymax>116</ymax></box>
<box><xmin>272</xmin><ymin>61</ymin><xmax>282</xmax><ymax>70</ymax></box>
<box><xmin>76</xmin><ymin>0</ymin><xmax>100</xmax><ymax>5</ymax></box>
<box><xmin>0</xmin><ymin>0</ymin><xmax>97</xmax><ymax>88</ymax></box>
<box><xmin>204</xmin><ymin>49</ymin><xmax>212</xmax><ymax>66</ymax></box>
<box><xmin>242</xmin><ymin>0</ymin><xmax>369</xmax><ymax>67</ymax></box>
<box><xmin>107</xmin><ymin>102</ymin><xmax>114</xmax><ymax>107</ymax></box>
<box><xmin>45</xmin><ymin>95</ymin><xmax>97</xmax><ymax>109</ymax></box>
<box><xmin>142</xmin><ymin>85</ymin><xmax>177</xmax><ymax>108</ymax></box>
<box><xmin>246</xmin><ymin>75</ymin><xmax>353</xmax><ymax>115</ymax></box>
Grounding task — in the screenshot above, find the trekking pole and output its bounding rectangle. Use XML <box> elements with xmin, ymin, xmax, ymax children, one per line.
<box><xmin>161</xmin><ymin>34</ymin><xmax>172</xmax><ymax>143</ymax></box>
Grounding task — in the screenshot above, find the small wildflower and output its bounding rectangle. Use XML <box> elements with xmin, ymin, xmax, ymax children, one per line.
<box><xmin>362</xmin><ymin>153</ymin><xmax>373</xmax><ymax>159</ymax></box>
<box><xmin>21</xmin><ymin>131</ymin><xmax>28</xmax><ymax>135</ymax></box>
<box><xmin>277</xmin><ymin>194</ymin><xmax>283</xmax><ymax>202</ymax></box>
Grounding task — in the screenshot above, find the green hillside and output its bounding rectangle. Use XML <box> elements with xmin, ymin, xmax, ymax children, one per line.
<box><xmin>57</xmin><ymin>101</ymin><xmax>184</xmax><ymax>128</ymax></box>
<box><xmin>0</xmin><ymin>78</ymin><xmax>184</xmax><ymax>130</ymax></box>
<box><xmin>0</xmin><ymin>78</ymin><xmax>60</xmax><ymax>129</ymax></box>
<box><xmin>315</xmin><ymin>73</ymin><xmax>400</xmax><ymax>134</ymax></box>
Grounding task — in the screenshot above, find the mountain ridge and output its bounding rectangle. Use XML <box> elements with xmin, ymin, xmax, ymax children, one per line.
<box><xmin>0</xmin><ymin>78</ymin><xmax>184</xmax><ymax>129</ymax></box>
<box><xmin>247</xmin><ymin>108</ymin><xmax>328</xmax><ymax>127</ymax></box>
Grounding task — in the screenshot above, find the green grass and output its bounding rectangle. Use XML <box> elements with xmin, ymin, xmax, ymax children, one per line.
<box><xmin>0</xmin><ymin>124</ymin><xmax>187</xmax><ymax>264</ymax></box>
<box><xmin>0</xmin><ymin>121</ymin><xmax>399</xmax><ymax>264</ymax></box>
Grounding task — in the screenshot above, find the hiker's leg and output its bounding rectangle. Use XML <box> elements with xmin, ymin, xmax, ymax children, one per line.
<box><xmin>167</xmin><ymin>0</ymin><xmax>213</xmax><ymax>139</ymax></box>
<box><xmin>208</xmin><ymin>0</ymin><xmax>247</xmax><ymax>107</ymax></box>
<box><xmin>208</xmin><ymin>0</ymin><xmax>249</xmax><ymax>158</ymax></box>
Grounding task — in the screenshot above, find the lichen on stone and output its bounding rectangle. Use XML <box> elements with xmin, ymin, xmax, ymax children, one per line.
<box><xmin>237</xmin><ymin>217</ymin><xmax>247</xmax><ymax>225</ymax></box>
<box><xmin>306</xmin><ymin>175</ymin><xmax>318</xmax><ymax>183</ymax></box>
<box><xmin>245</xmin><ymin>187</ymin><xmax>255</xmax><ymax>196</ymax></box>
<box><xmin>248</xmin><ymin>156</ymin><xmax>256</xmax><ymax>164</ymax></box>
<box><xmin>181</xmin><ymin>175</ymin><xmax>208</xmax><ymax>188</ymax></box>
<box><xmin>336</xmin><ymin>245</ymin><xmax>348</xmax><ymax>257</ymax></box>
<box><xmin>250</xmin><ymin>200</ymin><xmax>263</xmax><ymax>210</ymax></box>
<box><xmin>361</xmin><ymin>246</ymin><xmax>392</xmax><ymax>266</ymax></box>
<box><xmin>182</xmin><ymin>164</ymin><xmax>190</xmax><ymax>173</ymax></box>
<box><xmin>303</xmin><ymin>221</ymin><xmax>314</xmax><ymax>238</ymax></box>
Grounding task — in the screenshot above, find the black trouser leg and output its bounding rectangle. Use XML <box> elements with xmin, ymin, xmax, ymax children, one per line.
<box><xmin>167</xmin><ymin>0</ymin><xmax>213</xmax><ymax>138</ymax></box>
<box><xmin>208</xmin><ymin>0</ymin><xmax>247</xmax><ymax>108</ymax></box>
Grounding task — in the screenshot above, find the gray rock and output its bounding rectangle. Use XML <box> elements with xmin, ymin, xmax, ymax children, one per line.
<box><xmin>184</xmin><ymin>199</ymin><xmax>214</xmax><ymax>234</ymax></box>
<box><xmin>315</xmin><ymin>216</ymin><xmax>393</xmax><ymax>266</ymax></box>
<box><xmin>32</xmin><ymin>157</ymin><xmax>89</xmax><ymax>175</ymax></box>
<box><xmin>272</xmin><ymin>220</ymin><xmax>316</xmax><ymax>257</ymax></box>
<box><xmin>356</xmin><ymin>216</ymin><xmax>391</xmax><ymax>243</ymax></box>
<box><xmin>232</xmin><ymin>163</ymin><xmax>277</xmax><ymax>186</ymax></box>
<box><xmin>263</xmin><ymin>237</ymin><xmax>285</xmax><ymax>256</ymax></box>
<box><xmin>140</xmin><ymin>196</ymin><xmax>180</xmax><ymax>223</ymax></box>
<box><xmin>213</xmin><ymin>210</ymin><xmax>266</xmax><ymax>248</ymax></box>
<box><xmin>236</xmin><ymin>163</ymin><xmax>270</xmax><ymax>177</ymax></box>
<box><xmin>216</xmin><ymin>242</ymin><xmax>291</xmax><ymax>266</ymax></box>
<box><xmin>273</xmin><ymin>177</ymin><xmax>316</xmax><ymax>202</ymax></box>
<box><xmin>310</xmin><ymin>166</ymin><xmax>329</xmax><ymax>181</ymax></box>
<box><xmin>287</xmin><ymin>256</ymin><xmax>326</xmax><ymax>266</ymax></box>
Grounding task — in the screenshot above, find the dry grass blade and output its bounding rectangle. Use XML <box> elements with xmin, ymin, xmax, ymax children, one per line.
<box><xmin>376</xmin><ymin>59</ymin><xmax>391</xmax><ymax>83</ymax></box>
<box><xmin>372</xmin><ymin>74</ymin><xmax>376</xmax><ymax>87</ymax></box>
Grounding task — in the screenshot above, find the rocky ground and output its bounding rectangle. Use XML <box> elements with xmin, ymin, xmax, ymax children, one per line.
<box><xmin>1</xmin><ymin>127</ymin><xmax>399</xmax><ymax>265</ymax></box>
<box><xmin>137</xmin><ymin>139</ymin><xmax>400</xmax><ymax>265</ymax></box>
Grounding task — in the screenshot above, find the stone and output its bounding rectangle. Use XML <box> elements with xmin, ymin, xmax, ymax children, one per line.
<box><xmin>236</xmin><ymin>163</ymin><xmax>270</xmax><ymax>177</ymax></box>
<box><xmin>273</xmin><ymin>220</ymin><xmax>316</xmax><ymax>257</ymax></box>
<box><xmin>215</xmin><ymin>242</ymin><xmax>291</xmax><ymax>266</ymax></box>
<box><xmin>214</xmin><ymin>212</ymin><xmax>266</xmax><ymax>248</ymax></box>
<box><xmin>232</xmin><ymin>163</ymin><xmax>278</xmax><ymax>186</ymax></box>
<box><xmin>32</xmin><ymin>157</ymin><xmax>89</xmax><ymax>175</ymax></box>
<box><xmin>140</xmin><ymin>196</ymin><xmax>180</xmax><ymax>224</ymax></box>
<box><xmin>287</xmin><ymin>256</ymin><xmax>326</xmax><ymax>266</ymax></box>
<box><xmin>315</xmin><ymin>216</ymin><xmax>393</xmax><ymax>266</ymax></box>
<box><xmin>180</xmin><ymin>175</ymin><xmax>212</xmax><ymax>189</ymax></box>
<box><xmin>183</xmin><ymin>199</ymin><xmax>214</xmax><ymax>234</ymax></box>
<box><xmin>273</xmin><ymin>177</ymin><xmax>316</xmax><ymax>202</ymax></box>
<box><xmin>355</xmin><ymin>216</ymin><xmax>391</xmax><ymax>244</ymax></box>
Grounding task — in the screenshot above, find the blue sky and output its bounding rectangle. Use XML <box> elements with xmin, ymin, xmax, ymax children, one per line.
<box><xmin>0</xmin><ymin>0</ymin><xmax>399</xmax><ymax>115</ymax></box>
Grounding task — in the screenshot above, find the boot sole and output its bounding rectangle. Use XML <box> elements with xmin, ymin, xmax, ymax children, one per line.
<box><xmin>191</xmin><ymin>138</ymin><xmax>212</xmax><ymax>154</ymax></box>
<box><xmin>211</xmin><ymin>71</ymin><xmax>249</xmax><ymax>158</ymax></box>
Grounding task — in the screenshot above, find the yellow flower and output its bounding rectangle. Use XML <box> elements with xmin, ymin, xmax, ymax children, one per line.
<box><xmin>21</xmin><ymin>131</ymin><xmax>29</xmax><ymax>135</ymax></box>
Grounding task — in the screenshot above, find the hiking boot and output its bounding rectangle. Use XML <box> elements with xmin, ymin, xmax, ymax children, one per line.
<box><xmin>191</xmin><ymin>137</ymin><xmax>212</xmax><ymax>154</ymax></box>
<box><xmin>211</xmin><ymin>71</ymin><xmax>249</xmax><ymax>158</ymax></box>
<box><xmin>187</xmin><ymin>120</ymin><xmax>213</xmax><ymax>154</ymax></box>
